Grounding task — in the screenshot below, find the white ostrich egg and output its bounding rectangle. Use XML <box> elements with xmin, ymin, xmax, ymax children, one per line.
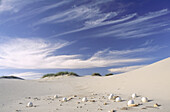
<box><xmin>27</xmin><ymin>102</ymin><xmax>33</xmax><ymax>107</ymax></box>
<box><xmin>115</xmin><ymin>97</ymin><xmax>121</xmax><ymax>102</ymax></box>
<box><xmin>108</xmin><ymin>110</ymin><xmax>114</xmax><ymax>112</ymax></box>
<box><xmin>54</xmin><ymin>95</ymin><xmax>58</xmax><ymax>98</ymax></box>
<box><xmin>62</xmin><ymin>97</ymin><xmax>67</xmax><ymax>102</ymax></box>
<box><xmin>127</xmin><ymin>100</ymin><xmax>134</xmax><ymax>106</ymax></box>
<box><xmin>82</xmin><ymin>97</ymin><xmax>88</xmax><ymax>102</ymax></box>
<box><xmin>132</xmin><ymin>93</ymin><xmax>137</xmax><ymax>98</ymax></box>
<box><xmin>141</xmin><ymin>97</ymin><xmax>148</xmax><ymax>103</ymax></box>
<box><xmin>108</xmin><ymin>94</ymin><xmax>114</xmax><ymax>100</ymax></box>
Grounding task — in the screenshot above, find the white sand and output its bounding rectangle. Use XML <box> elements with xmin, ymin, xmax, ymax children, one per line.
<box><xmin>0</xmin><ymin>57</ymin><xmax>170</xmax><ymax>112</ymax></box>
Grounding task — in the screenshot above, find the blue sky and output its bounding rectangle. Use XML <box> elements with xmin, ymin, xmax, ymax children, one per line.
<box><xmin>0</xmin><ymin>0</ymin><xmax>170</xmax><ymax>79</ymax></box>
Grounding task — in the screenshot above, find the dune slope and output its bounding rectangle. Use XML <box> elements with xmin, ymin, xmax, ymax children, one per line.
<box><xmin>83</xmin><ymin>58</ymin><xmax>170</xmax><ymax>99</ymax></box>
<box><xmin>122</xmin><ymin>57</ymin><xmax>170</xmax><ymax>100</ymax></box>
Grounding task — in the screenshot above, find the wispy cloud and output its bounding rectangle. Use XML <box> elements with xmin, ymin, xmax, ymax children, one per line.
<box><xmin>36</xmin><ymin>1</ymin><xmax>70</xmax><ymax>13</ymax></box>
<box><xmin>141</xmin><ymin>40</ymin><xmax>154</xmax><ymax>46</ymax></box>
<box><xmin>50</xmin><ymin>13</ymin><xmax>136</xmax><ymax>38</ymax></box>
<box><xmin>108</xmin><ymin>65</ymin><xmax>146</xmax><ymax>73</ymax></box>
<box><xmin>0</xmin><ymin>0</ymin><xmax>17</xmax><ymax>12</ymax></box>
<box><xmin>92</xmin><ymin>9</ymin><xmax>170</xmax><ymax>39</ymax></box>
<box><xmin>0</xmin><ymin>37</ymin><xmax>72</xmax><ymax>69</ymax></box>
<box><xmin>1</xmin><ymin>1</ymin><xmax>169</xmax><ymax>40</ymax></box>
<box><xmin>108</xmin><ymin>46</ymin><xmax>161</xmax><ymax>56</ymax></box>
<box><xmin>0</xmin><ymin>0</ymin><xmax>42</xmax><ymax>13</ymax></box>
<box><xmin>7</xmin><ymin>72</ymin><xmax>42</xmax><ymax>79</ymax></box>
<box><xmin>34</xmin><ymin>5</ymin><xmax>118</xmax><ymax>26</ymax></box>
<box><xmin>50</xmin><ymin>9</ymin><xmax>170</xmax><ymax>39</ymax></box>
<box><xmin>0</xmin><ymin>38</ymin><xmax>152</xmax><ymax>69</ymax></box>
<box><xmin>0</xmin><ymin>0</ymin><xmax>114</xmax><ymax>25</ymax></box>
<box><xmin>0</xmin><ymin>1</ymin><xmax>70</xmax><ymax>25</ymax></box>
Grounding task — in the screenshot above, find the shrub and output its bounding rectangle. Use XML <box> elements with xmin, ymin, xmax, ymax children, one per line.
<box><xmin>91</xmin><ymin>73</ymin><xmax>101</xmax><ymax>76</ymax></box>
<box><xmin>67</xmin><ymin>72</ymin><xmax>79</xmax><ymax>76</ymax></box>
<box><xmin>42</xmin><ymin>71</ymin><xmax>79</xmax><ymax>78</ymax></box>
<box><xmin>105</xmin><ymin>73</ymin><xmax>114</xmax><ymax>76</ymax></box>
<box><xmin>42</xmin><ymin>73</ymin><xmax>56</xmax><ymax>78</ymax></box>
<box><xmin>56</xmin><ymin>71</ymin><xmax>69</xmax><ymax>76</ymax></box>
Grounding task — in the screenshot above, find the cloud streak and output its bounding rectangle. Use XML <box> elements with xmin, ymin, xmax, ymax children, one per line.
<box><xmin>2</xmin><ymin>1</ymin><xmax>169</xmax><ymax>40</ymax></box>
<box><xmin>0</xmin><ymin>1</ymin><xmax>72</xmax><ymax>25</ymax></box>
<box><xmin>50</xmin><ymin>13</ymin><xmax>136</xmax><ymax>38</ymax></box>
<box><xmin>1</xmin><ymin>1</ymin><xmax>169</xmax><ymax>40</ymax></box>
<box><xmin>109</xmin><ymin>46</ymin><xmax>161</xmax><ymax>56</ymax></box>
<box><xmin>50</xmin><ymin>9</ymin><xmax>170</xmax><ymax>39</ymax></box>
<box><xmin>91</xmin><ymin>9</ymin><xmax>170</xmax><ymax>38</ymax></box>
<box><xmin>7</xmin><ymin>72</ymin><xmax>42</xmax><ymax>79</ymax></box>
<box><xmin>0</xmin><ymin>38</ymin><xmax>151</xmax><ymax>69</ymax></box>
<box><xmin>34</xmin><ymin>5</ymin><xmax>118</xmax><ymax>26</ymax></box>
<box><xmin>0</xmin><ymin>0</ymin><xmax>42</xmax><ymax>13</ymax></box>
<box><xmin>108</xmin><ymin>65</ymin><xmax>146</xmax><ymax>73</ymax></box>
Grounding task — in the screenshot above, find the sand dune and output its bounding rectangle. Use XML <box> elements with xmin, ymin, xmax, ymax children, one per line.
<box><xmin>0</xmin><ymin>57</ymin><xmax>169</xmax><ymax>112</ymax></box>
<box><xmin>83</xmin><ymin>57</ymin><xmax>170</xmax><ymax>99</ymax></box>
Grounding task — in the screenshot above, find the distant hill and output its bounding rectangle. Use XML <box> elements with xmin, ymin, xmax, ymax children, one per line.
<box><xmin>0</xmin><ymin>76</ymin><xmax>24</xmax><ymax>80</ymax></box>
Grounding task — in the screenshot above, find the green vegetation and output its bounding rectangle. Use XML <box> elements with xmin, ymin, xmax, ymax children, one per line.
<box><xmin>67</xmin><ymin>72</ymin><xmax>79</xmax><ymax>76</ymax></box>
<box><xmin>42</xmin><ymin>71</ymin><xmax>79</xmax><ymax>78</ymax></box>
<box><xmin>42</xmin><ymin>73</ymin><xmax>56</xmax><ymax>78</ymax></box>
<box><xmin>105</xmin><ymin>73</ymin><xmax>114</xmax><ymax>76</ymax></box>
<box><xmin>56</xmin><ymin>71</ymin><xmax>69</xmax><ymax>76</ymax></box>
<box><xmin>91</xmin><ymin>73</ymin><xmax>102</xmax><ymax>76</ymax></box>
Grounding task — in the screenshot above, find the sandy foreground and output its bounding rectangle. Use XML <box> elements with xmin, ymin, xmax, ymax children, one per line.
<box><xmin>0</xmin><ymin>58</ymin><xmax>170</xmax><ymax>112</ymax></box>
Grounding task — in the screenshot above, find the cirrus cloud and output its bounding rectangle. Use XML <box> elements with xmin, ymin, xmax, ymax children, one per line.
<box><xmin>0</xmin><ymin>37</ymin><xmax>150</xmax><ymax>69</ymax></box>
<box><xmin>0</xmin><ymin>0</ymin><xmax>42</xmax><ymax>13</ymax></box>
<box><xmin>7</xmin><ymin>72</ymin><xmax>42</xmax><ymax>79</ymax></box>
<box><xmin>108</xmin><ymin>65</ymin><xmax>146</xmax><ymax>73</ymax></box>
